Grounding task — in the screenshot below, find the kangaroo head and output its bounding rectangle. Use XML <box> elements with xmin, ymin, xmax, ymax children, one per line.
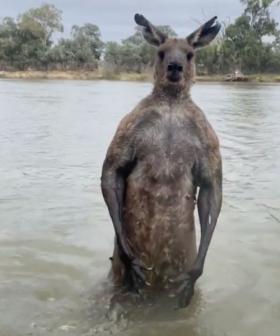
<box><xmin>135</xmin><ymin>14</ymin><xmax>221</xmax><ymax>95</ymax></box>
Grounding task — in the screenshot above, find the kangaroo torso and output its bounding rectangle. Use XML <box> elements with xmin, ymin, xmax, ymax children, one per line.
<box><xmin>111</xmin><ymin>95</ymin><xmax>219</xmax><ymax>289</ymax></box>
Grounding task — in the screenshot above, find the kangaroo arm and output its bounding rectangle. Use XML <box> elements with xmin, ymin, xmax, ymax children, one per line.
<box><xmin>177</xmin><ymin>169</ymin><xmax>222</xmax><ymax>308</ymax></box>
<box><xmin>192</xmin><ymin>163</ymin><xmax>222</xmax><ymax>279</ymax></box>
<box><xmin>101</xmin><ymin>159</ymin><xmax>136</xmax><ymax>265</ymax></box>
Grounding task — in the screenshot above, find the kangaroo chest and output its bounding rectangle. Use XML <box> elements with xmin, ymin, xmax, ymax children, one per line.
<box><xmin>133</xmin><ymin>110</ymin><xmax>201</xmax><ymax>182</ymax></box>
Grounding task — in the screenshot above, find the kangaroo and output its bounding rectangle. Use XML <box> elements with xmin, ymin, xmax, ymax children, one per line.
<box><xmin>101</xmin><ymin>14</ymin><xmax>222</xmax><ymax>308</ymax></box>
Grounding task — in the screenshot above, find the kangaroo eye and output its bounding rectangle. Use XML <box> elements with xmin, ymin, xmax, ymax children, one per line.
<box><xmin>187</xmin><ymin>52</ymin><xmax>194</xmax><ymax>61</ymax></box>
<box><xmin>158</xmin><ymin>51</ymin><xmax>165</xmax><ymax>61</ymax></box>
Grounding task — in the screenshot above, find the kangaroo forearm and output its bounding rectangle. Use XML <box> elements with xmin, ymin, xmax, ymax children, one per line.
<box><xmin>102</xmin><ymin>184</ymin><xmax>123</xmax><ymax>238</ymax></box>
<box><xmin>101</xmin><ymin>174</ymin><xmax>133</xmax><ymax>262</ymax></box>
<box><xmin>193</xmin><ymin>182</ymin><xmax>222</xmax><ymax>277</ymax></box>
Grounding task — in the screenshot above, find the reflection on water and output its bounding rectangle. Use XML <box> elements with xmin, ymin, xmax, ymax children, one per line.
<box><xmin>0</xmin><ymin>80</ymin><xmax>279</xmax><ymax>336</ymax></box>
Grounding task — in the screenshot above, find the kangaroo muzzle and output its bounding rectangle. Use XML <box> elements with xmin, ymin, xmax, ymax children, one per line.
<box><xmin>167</xmin><ymin>62</ymin><xmax>183</xmax><ymax>83</ymax></box>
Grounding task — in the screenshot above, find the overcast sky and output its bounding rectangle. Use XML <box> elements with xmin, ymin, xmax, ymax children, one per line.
<box><xmin>1</xmin><ymin>0</ymin><xmax>280</xmax><ymax>41</ymax></box>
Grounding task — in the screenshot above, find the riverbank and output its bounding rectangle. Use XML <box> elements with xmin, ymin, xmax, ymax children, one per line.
<box><xmin>0</xmin><ymin>70</ymin><xmax>151</xmax><ymax>81</ymax></box>
<box><xmin>0</xmin><ymin>70</ymin><xmax>280</xmax><ymax>83</ymax></box>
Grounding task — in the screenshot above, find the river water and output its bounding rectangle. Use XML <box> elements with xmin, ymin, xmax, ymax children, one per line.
<box><xmin>0</xmin><ymin>79</ymin><xmax>279</xmax><ymax>336</ymax></box>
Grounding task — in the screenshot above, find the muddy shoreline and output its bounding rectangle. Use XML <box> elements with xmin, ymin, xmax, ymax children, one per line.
<box><xmin>1</xmin><ymin>70</ymin><xmax>280</xmax><ymax>83</ymax></box>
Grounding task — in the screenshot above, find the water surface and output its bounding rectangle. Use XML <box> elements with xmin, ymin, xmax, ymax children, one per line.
<box><xmin>0</xmin><ymin>80</ymin><xmax>280</xmax><ymax>336</ymax></box>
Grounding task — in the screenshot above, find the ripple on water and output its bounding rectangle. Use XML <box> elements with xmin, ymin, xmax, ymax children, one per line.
<box><xmin>0</xmin><ymin>81</ymin><xmax>280</xmax><ymax>336</ymax></box>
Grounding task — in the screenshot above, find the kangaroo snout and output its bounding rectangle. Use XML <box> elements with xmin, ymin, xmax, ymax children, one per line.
<box><xmin>167</xmin><ymin>62</ymin><xmax>183</xmax><ymax>82</ymax></box>
<box><xmin>167</xmin><ymin>63</ymin><xmax>183</xmax><ymax>72</ymax></box>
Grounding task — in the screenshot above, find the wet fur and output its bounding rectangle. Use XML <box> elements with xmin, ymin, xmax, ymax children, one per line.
<box><xmin>104</xmin><ymin>94</ymin><xmax>220</xmax><ymax>289</ymax></box>
<box><xmin>101</xmin><ymin>15</ymin><xmax>222</xmax><ymax>304</ymax></box>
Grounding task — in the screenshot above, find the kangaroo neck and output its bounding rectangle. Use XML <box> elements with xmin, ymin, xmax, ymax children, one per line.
<box><xmin>152</xmin><ymin>84</ymin><xmax>191</xmax><ymax>105</ymax></box>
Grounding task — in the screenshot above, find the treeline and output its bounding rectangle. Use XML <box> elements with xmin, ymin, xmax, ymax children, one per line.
<box><xmin>197</xmin><ymin>0</ymin><xmax>280</xmax><ymax>74</ymax></box>
<box><xmin>0</xmin><ymin>1</ymin><xmax>280</xmax><ymax>74</ymax></box>
<box><xmin>0</xmin><ymin>4</ymin><xmax>103</xmax><ymax>71</ymax></box>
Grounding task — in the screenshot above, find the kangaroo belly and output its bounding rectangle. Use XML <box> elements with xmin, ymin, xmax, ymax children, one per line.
<box><xmin>121</xmin><ymin>167</ymin><xmax>197</xmax><ymax>287</ymax></box>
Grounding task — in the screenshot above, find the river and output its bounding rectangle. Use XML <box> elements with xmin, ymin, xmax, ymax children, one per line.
<box><xmin>0</xmin><ymin>79</ymin><xmax>279</xmax><ymax>336</ymax></box>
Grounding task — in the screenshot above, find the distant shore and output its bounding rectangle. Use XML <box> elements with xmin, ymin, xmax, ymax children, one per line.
<box><xmin>0</xmin><ymin>70</ymin><xmax>280</xmax><ymax>83</ymax></box>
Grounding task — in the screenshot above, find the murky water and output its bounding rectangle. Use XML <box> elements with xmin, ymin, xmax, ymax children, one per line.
<box><xmin>0</xmin><ymin>79</ymin><xmax>279</xmax><ymax>336</ymax></box>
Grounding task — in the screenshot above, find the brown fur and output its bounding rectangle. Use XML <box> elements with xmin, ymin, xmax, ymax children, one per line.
<box><xmin>101</xmin><ymin>15</ymin><xmax>222</xmax><ymax>305</ymax></box>
<box><xmin>105</xmin><ymin>94</ymin><xmax>219</xmax><ymax>285</ymax></box>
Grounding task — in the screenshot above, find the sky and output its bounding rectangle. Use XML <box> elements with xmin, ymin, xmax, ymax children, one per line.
<box><xmin>0</xmin><ymin>0</ymin><xmax>280</xmax><ymax>41</ymax></box>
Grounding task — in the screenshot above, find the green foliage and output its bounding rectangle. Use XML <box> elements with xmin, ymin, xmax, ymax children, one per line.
<box><xmin>104</xmin><ymin>42</ymin><xmax>139</xmax><ymax>73</ymax></box>
<box><xmin>241</xmin><ymin>0</ymin><xmax>278</xmax><ymax>36</ymax></box>
<box><xmin>198</xmin><ymin>0</ymin><xmax>280</xmax><ymax>74</ymax></box>
<box><xmin>0</xmin><ymin>4</ymin><xmax>104</xmax><ymax>70</ymax></box>
<box><xmin>0</xmin><ymin>4</ymin><xmax>63</xmax><ymax>69</ymax></box>
<box><xmin>71</xmin><ymin>23</ymin><xmax>104</xmax><ymax>60</ymax></box>
<box><xmin>0</xmin><ymin>17</ymin><xmax>19</xmax><ymax>68</ymax></box>
<box><xmin>0</xmin><ymin>1</ymin><xmax>280</xmax><ymax>74</ymax></box>
<box><xmin>18</xmin><ymin>4</ymin><xmax>63</xmax><ymax>46</ymax></box>
<box><xmin>48</xmin><ymin>24</ymin><xmax>104</xmax><ymax>70</ymax></box>
<box><xmin>196</xmin><ymin>44</ymin><xmax>221</xmax><ymax>74</ymax></box>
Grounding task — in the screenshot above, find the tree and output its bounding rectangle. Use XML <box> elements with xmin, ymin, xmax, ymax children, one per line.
<box><xmin>0</xmin><ymin>5</ymin><xmax>105</xmax><ymax>71</ymax></box>
<box><xmin>0</xmin><ymin>18</ymin><xmax>18</xmax><ymax>68</ymax></box>
<box><xmin>47</xmin><ymin>39</ymin><xmax>76</xmax><ymax>70</ymax></box>
<box><xmin>48</xmin><ymin>24</ymin><xmax>104</xmax><ymax>70</ymax></box>
<box><xmin>241</xmin><ymin>0</ymin><xmax>279</xmax><ymax>36</ymax></box>
<box><xmin>6</xmin><ymin>4</ymin><xmax>64</xmax><ymax>69</ymax></box>
<box><xmin>196</xmin><ymin>44</ymin><xmax>221</xmax><ymax>74</ymax></box>
<box><xmin>71</xmin><ymin>23</ymin><xmax>104</xmax><ymax>60</ymax></box>
<box><xmin>1</xmin><ymin>1</ymin><xmax>280</xmax><ymax>74</ymax></box>
<box><xmin>18</xmin><ymin>4</ymin><xmax>63</xmax><ymax>46</ymax></box>
<box><xmin>218</xmin><ymin>0</ymin><xmax>280</xmax><ymax>73</ymax></box>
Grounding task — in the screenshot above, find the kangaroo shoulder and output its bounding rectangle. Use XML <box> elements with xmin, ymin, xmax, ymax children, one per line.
<box><xmin>187</xmin><ymin>100</ymin><xmax>219</xmax><ymax>148</ymax></box>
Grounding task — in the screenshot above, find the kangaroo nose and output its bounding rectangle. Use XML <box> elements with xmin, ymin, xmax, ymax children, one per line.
<box><xmin>167</xmin><ymin>63</ymin><xmax>183</xmax><ymax>72</ymax></box>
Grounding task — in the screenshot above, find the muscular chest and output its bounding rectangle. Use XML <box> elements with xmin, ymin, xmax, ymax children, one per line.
<box><xmin>131</xmin><ymin>110</ymin><xmax>203</xmax><ymax>183</ymax></box>
<box><xmin>134</xmin><ymin>110</ymin><xmax>201</xmax><ymax>161</ymax></box>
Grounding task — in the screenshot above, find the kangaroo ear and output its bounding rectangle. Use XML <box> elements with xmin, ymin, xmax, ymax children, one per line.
<box><xmin>187</xmin><ymin>16</ymin><xmax>221</xmax><ymax>49</ymax></box>
<box><xmin>134</xmin><ymin>13</ymin><xmax>167</xmax><ymax>47</ymax></box>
